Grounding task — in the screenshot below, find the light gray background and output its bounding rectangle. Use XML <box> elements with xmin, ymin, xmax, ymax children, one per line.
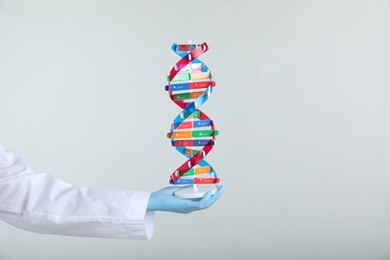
<box><xmin>1</xmin><ymin>0</ymin><xmax>390</xmax><ymax>259</ymax></box>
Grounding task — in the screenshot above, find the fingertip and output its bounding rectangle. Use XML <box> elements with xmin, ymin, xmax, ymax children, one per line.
<box><xmin>204</xmin><ymin>190</ymin><xmax>213</xmax><ymax>200</ymax></box>
<box><xmin>198</xmin><ymin>191</ymin><xmax>214</xmax><ymax>209</ymax></box>
<box><xmin>198</xmin><ymin>190</ymin><xmax>211</xmax><ymax>203</ymax></box>
<box><xmin>210</xmin><ymin>186</ymin><xmax>224</xmax><ymax>201</ymax></box>
<box><xmin>217</xmin><ymin>185</ymin><xmax>225</xmax><ymax>193</ymax></box>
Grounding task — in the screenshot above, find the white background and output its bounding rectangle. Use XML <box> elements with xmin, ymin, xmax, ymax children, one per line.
<box><xmin>1</xmin><ymin>0</ymin><xmax>390</xmax><ymax>259</ymax></box>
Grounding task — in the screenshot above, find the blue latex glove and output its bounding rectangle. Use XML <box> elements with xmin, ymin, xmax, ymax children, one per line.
<box><xmin>147</xmin><ymin>185</ymin><xmax>224</xmax><ymax>214</ymax></box>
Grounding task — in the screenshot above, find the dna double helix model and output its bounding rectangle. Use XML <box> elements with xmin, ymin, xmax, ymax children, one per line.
<box><xmin>165</xmin><ymin>42</ymin><xmax>220</xmax><ymax>197</ymax></box>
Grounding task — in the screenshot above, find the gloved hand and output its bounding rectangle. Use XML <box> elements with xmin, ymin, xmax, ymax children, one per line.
<box><xmin>147</xmin><ymin>185</ymin><xmax>224</xmax><ymax>214</ymax></box>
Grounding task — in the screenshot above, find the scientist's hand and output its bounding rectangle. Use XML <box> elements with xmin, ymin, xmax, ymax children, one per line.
<box><xmin>147</xmin><ymin>186</ymin><xmax>224</xmax><ymax>214</ymax></box>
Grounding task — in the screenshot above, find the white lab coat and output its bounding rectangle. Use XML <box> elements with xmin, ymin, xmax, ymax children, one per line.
<box><xmin>0</xmin><ymin>144</ymin><xmax>154</xmax><ymax>239</ymax></box>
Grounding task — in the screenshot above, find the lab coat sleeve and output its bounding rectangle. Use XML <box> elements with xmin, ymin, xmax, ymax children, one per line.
<box><xmin>0</xmin><ymin>144</ymin><xmax>154</xmax><ymax>240</ymax></box>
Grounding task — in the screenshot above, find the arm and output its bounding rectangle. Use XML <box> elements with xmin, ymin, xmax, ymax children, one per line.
<box><xmin>0</xmin><ymin>144</ymin><xmax>154</xmax><ymax>240</ymax></box>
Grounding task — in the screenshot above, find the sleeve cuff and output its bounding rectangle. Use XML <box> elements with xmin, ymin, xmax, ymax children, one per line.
<box><xmin>125</xmin><ymin>190</ymin><xmax>155</xmax><ymax>240</ymax></box>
